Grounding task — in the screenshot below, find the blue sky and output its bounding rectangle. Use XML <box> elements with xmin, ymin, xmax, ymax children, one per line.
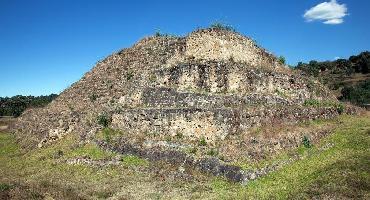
<box><xmin>0</xmin><ymin>0</ymin><xmax>369</xmax><ymax>97</ymax></box>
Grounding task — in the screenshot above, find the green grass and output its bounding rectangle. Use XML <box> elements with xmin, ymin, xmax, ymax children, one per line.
<box><xmin>0</xmin><ymin>113</ymin><xmax>369</xmax><ymax>199</ymax></box>
<box><xmin>198</xmin><ymin>137</ymin><xmax>207</xmax><ymax>146</ymax></box>
<box><xmin>0</xmin><ymin>133</ymin><xmax>19</xmax><ymax>157</ymax></box>
<box><xmin>95</xmin><ymin>127</ymin><xmax>122</xmax><ymax>143</ymax></box>
<box><xmin>275</xmin><ymin>89</ymin><xmax>288</xmax><ymax>98</ymax></box>
<box><xmin>303</xmin><ymin>99</ymin><xmax>345</xmax><ymax>113</ymax></box>
<box><xmin>121</xmin><ymin>155</ymin><xmax>149</xmax><ymax>167</ymax></box>
<box><xmin>208</xmin><ymin>114</ymin><xmax>370</xmax><ymax>199</ymax></box>
<box><xmin>0</xmin><ymin>133</ymin><xmax>151</xmax><ymax>199</ymax></box>
<box><xmin>233</xmin><ymin>152</ymin><xmax>292</xmax><ymax>171</ymax></box>
<box><xmin>0</xmin><ymin>183</ymin><xmax>11</xmax><ymax>191</ymax></box>
<box><xmin>233</xmin><ymin>130</ymin><xmax>321</xmax><ymax>171</ymax></box>
<box><xmin>206</xmin><ymin>148</ymin><xmax>218</xmax><ymax>156</ymax></box>
<box><xmin>67</xmin><ymin>143</ymin><xmax>117</xmax><ymax>160</ymax></box>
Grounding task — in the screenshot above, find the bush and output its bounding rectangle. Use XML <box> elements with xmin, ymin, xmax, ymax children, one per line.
<box><xmin>126</xmin><ymin>70</ymin><xmax>134</xmax><ymax>81</ymax></box>
<box><xmin>340</xmin><ymin>80</ymin><xmax>370</xmax><ymax>106</ymax></box>
<box><xmin>278</xmin><ymin>56</ymin><xmax>286</xmax><ymax>65</ymax></box>
<box><xmin>296</xmin><ymin>61</ymin><xmax>320</xmax><ymax>76</ymax></box>
<box><xmin>149</xmin><ymin>74</ymin><xmax>157</xmax><ymax>82</ymax></box>
<box><xmin>97</xmin><ymin>114</ymin><xmax>111</xmax><ymax>128</ymax></box>
<box><xmin>302</xmin><ymin>136</ymin><xmax>312</xmax><ymax>148</ymax></box>
<box><xmin>155</xmin><ymin>30</ymin><xmax>162</xmax><ymax>37</ymax></box>
<box><xmin>89</xmin><ymin>94</ymin><xmax>98</xmax><ymax>102</ymax></box>
<box><xmin>207</xmin><ymin>148</ymin><xmax>218</xmax><ymax>156</ymax></box>
<box><xmin>175</xmin><ymin>131</ymin><xmax>183</xmax><ymax>139</ymax></box>
<box><xmin>198</xmin><ymin>137</ymin><xmax>207</xmax><ymax>146</ymax></box>
<box><xmin>336</xmin><ymin>103</ymin><xmax>345</xmax><ymax>114</ymax></box>
<box><xmin>188</xmin><ymin>147</ymin><xmax>197</xmax><ymax>154</ymax></box>
<box><xmin>0</xmin><ymin>183</ymin><xmax>11</xmax><ymax>191</ymax></box>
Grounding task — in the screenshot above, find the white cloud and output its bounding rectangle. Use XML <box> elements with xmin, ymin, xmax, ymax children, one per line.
<box><xmin>324</xmin><ymin>18</ymin><xmax>343</xmax><ymax>24</ymax></box>
<box><xmin>304</xmin><ymin>0</ymin><xmax>348</xmax><ymax>25</ymax></box>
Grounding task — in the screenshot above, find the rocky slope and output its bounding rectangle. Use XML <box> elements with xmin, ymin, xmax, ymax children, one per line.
<box><xmin>12</xmin><ymin>28</ymin><xmax>350</xmax><ymax>182</ymax></box>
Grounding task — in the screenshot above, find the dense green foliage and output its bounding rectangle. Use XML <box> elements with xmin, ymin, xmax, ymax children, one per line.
<box><xmin>340</xmin><ymin>80</ymin><xmax>370</xmax><ymax>105</ymax></box>
<box><xmin>295</xmin><ymin>51</ymin><xmax>370</xmax><ymax>105</ymax></box>
<box><xmin>296</xmin><ymin>51</ymin><xmax>370</xmax><ymax>76</ymax></box>
<box><xmin>0</xmin><ymin>94</ymin><xmax>58</xmax><ymax>117</ymax></box>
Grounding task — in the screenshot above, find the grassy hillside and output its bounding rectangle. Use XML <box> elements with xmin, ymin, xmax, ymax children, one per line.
<box><xmin>296</xmin><ymin>51</ymin><xmax>370</xmax><ymax>105</ymax></box>
<box><xmin>1</xmin><ymin>113</ymin><xmax>369</xmax><ymax>199</ymax></box>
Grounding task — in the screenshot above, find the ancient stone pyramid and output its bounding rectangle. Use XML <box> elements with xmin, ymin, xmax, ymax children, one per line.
<box><xmin>14</xmin><ymin>28</ymin><xmax>343</xmax><ymax>175</ymax></box>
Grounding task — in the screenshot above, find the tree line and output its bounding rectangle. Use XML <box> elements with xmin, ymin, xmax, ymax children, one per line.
<box><xmin>294</xmin><ymin>51</ymin><xmax>370</xmax><ymax>106</ymax></box>
<box><xmin>296</xmin><ymin>51</ymin><xmax>369</xmax><ymax>76</ymax></box>
<box><xmin>0</xmin><ymin>94</ymin><xmax>58</xmax><ymax>117</ymax></box>
<box><xmin>340</xmin><ymin>80</ymin><xmax>370</xmax><ymax>106</ymax></box>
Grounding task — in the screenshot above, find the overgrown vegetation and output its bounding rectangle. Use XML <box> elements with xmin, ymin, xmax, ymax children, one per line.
<box><xmin>208</xmin><ymin>113</ymin><xmax>370</xmax><ymax>199</ymax></box>
<box><xmin>96</xmin><ymin>127</ymin><xmax>122</xmax><ymax>143</ymax></box>
<box><xmin>295</xmin><ymin>51</ymin><xmax>370</xmax><ymax>105</ymax></box>
<box><xmin>296</xmin><ymin>51</ymin><xmax>370</xmax><ymax>77</ymax></box>
<box><xmin>340</xmin><ymin>79</ymin><xmax>370</xmax><ymax>105</ymax></box>
<box><xmin>0</xmin><ymin>94</ymin><xmax>58</xmax><ymax>117</ymax></box>
<box><xmin>303</xmin><ymin>99</ymin><xmax>344</xmax><ymax>114</ymax></box>
<box><xmin>0</xmin><ymin>113</ymin><xmax>369</xmax><ymax>199</ymax></box>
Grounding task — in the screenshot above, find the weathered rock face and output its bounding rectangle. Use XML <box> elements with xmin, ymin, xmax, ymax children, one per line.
<box><xmin>13</xmin><ymin>28</ymin><xmax>339</xmax><ymax>150</ymax></box>
<box><xmin>170</xmin><ymin>29</ymin><xmax>280</xmax><ymax>68</ymax></box>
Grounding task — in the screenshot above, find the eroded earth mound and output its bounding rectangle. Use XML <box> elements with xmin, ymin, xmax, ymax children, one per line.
<box><xmin>13</xmin><ymin>28</ymin><xmax>353</xmax><ymax>182</ymax></box>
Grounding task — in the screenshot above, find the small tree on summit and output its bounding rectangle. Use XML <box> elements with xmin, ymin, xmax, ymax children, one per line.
<box><xmin>209</xmin><ymin>22</ymin><xmax>236</xmax><ymax>32</ymax></box>
<box><xmin>278</xmin><ymin>56</ymin><xmax>286</xmax><ymax>65</ymax></box>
